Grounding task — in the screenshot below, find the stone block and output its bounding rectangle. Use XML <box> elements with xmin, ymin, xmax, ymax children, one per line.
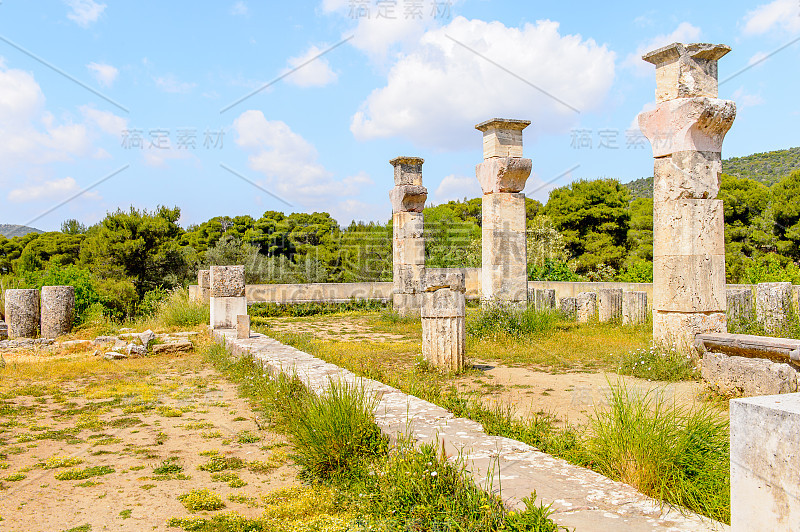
<box><xmin>653</xmin><ymin>151</ymin><xmax>722</xmax><ymax>202</ymax></box>
<box><xmin>421</xmin><ymin>287</ymin><xmax>466</xmax><ymax>319</ymax></box>
<box><xmin>653</xmin><ymin>199</ymin><xmax>725</xmax><ymax>257</ymax></box>
<box><xmin>393</xmin><ymin>264</ymin><xmax>425</xmax><ymax>294</ymax></box>
<box><xmin>642</xmin><ymin>42</ymin><xmax>730</xmax><ymax>103</ymax></box>
<box><xmin>393</xmin><ymin>211</ymin><xmax>424</xmax><ymax>239</ymax></box>
<box><xmin>475</xmin><ymin>118</ymin><xmax>530</xmax><ymax>159</ymax></box>
<box><xmin>210</xmin><ymin>265</ymin><xmax>245</xmax><ymax>298</ymax></box>
<box><xmin>731</xmin><ymin>393</ymin><xmax>800</xmax><ymax>531</ymax></box>
<box><xmin>4</xmin><ymin>289</ymin><xmax>39</xmax><ymax>339</ymax></box>
<box><xmin>475</xmin><ymin>157</ymin><xmax>532</xmax><ymax>194</ymax></box>
<box><xmin>237</xmin><ymin>314</ymin><xmax>251</xmax><ymax>339</ymax></box>
<box><xmin>390</xmin><ymin>156</ymin><xmax>424</xmax><ymax>186</ymax></box>
<box><xmin>210</xmin><ymin>296</ymin><xmax>247</xmax><ymax>329</ymax></box>
<box><xmin>394</xmin><ymin>237</ymin><xmax>425</xmax><ymax>266</ymax></box>
<box><xmin>653</xmin><ymin>310</ymin><xmax>726</xmax><ymax>351</ymax></box>
<box><xmin>423</xmin><ymin>270</ymin><xmax>465</xmax><ymax>293</ymax></box>
<box><xmin>531</xmin><ymin>288</ymin><xmax>555</xmax><ymax>311</ymax></box>
<box><xmin>188</xmin><ymin>285</ymin><xmax>200</xmax><ymax>303</ymax></box>
<box><xmin>421</xmin><ymin>315</ymin><xmax>466</xmax><ymax>371</ymax></box>
<box><xmin>727</xmin><ymin>288</ymin><xmax>754</xmax><ymax>325</ymax></box>
<box><xmin>638</xmin><ymin>97</ymin><xmax>736</xmax><ymax>158</ymax></box>
<box><xmin>559</xmin><ymin>297</ymin><xmax>577</xmax><ymax>320</ymax></box>
<box><xmin>576</xmin><ymin>292</ymin><xmax>597</xmax><ymax>323</ymax></box>
<box><xmin>481</xmin><ymin>263</ymin><xmax>528</xmax><ymax>304</ymax></box>
<box><xmin>40</xmin><ymin>285</ymin><xmax>75</xmax><ymax>339</ymax></box>
<box><xmin>653</xmin><ymin>254</ymin><xmax>726</xmax><ymax>312</ymax></box>
<box><xmin>392</xmin><ymin>292</ymin><xmax>422</xmax><ymax>317</ymax></box>
<box><xmin>598</xmin><ymin>288</ymin><xmax>623</xmax><ymax>323</ymax></box>
<box><xmin>390</xmin><ymin>184</ymin><xmax>428</xmax><ymax>213</ymax></box>
<box><xmin>622</xmin><ymin>291</ymin><xmax>648</xmax><ymax>326</ymax></box>
<box><xmin>482</xmin><ymin>230</ymin><xmax>526</xmax><ymax>266</ymax></box>
<box><xmin>482</xmin><ymin>192</ymin><xmax>526</xmax><ymax>233</ymax></box>
<box><xmin>0</xmin><ymin>321</ymin><xmax>7</xmax><ymax>340</ymax></box>
<box><xmin>198</xmin><ymin>269</ymin><xmax>210</xmax><ymax>289</ymax></box>
<box><xmin>756</xmin><ymin>282</ymin><xmax>793</xmax><ymax>333</ymax></box>
<box><xmin>702</xmin><ymin>352</ymin><xmax>799</xmax><ymax>397</ymax></box>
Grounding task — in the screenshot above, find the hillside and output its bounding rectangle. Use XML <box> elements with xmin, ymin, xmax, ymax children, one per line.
<box><xmin>624</xmin><ymin>147</ymin><xmax>800</xmax><ymax>199</ymax></box>
<box><xmin>0</xmin><ymin>224</ymin><xmax>44</xmax><ymax>238</ymax></box>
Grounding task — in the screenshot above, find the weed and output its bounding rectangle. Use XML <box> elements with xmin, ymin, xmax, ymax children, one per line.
<box><xmin>210</xmin><ymin>471</ymin><xmax>246</xmax><ymax>487</ymax></box>
<box><xmin>3</xmin><ymin>473</ymin><xmax>25</xmax><ymax>482</ymax></box>
<box><xmin>119</xmin><ymin>509</ymin><xmax>132</xmax><ymax>519</ymax></box>
<box><xmin>228</xmin><ymin>493</ymin><xmax>259</xmax><ymax>507</ymax></box>
<box><xmin>236</xmin><ymin>430</ymin><xmax>259</xmax><ymax>444</ymax></box>
<box><xmin>158</xmin><ymin>406</ymin><xmax>183</xmax><ymax>418</ymax></box>
<box><xmin>616</xmin><ymin>344</ymin><xmax>699</xmax><ymax>382</ymax></box>
<box><xmin>467</xmin><ymin>304</ymin><xmax>561</xmax><ymax>339</ymax></box>
<box><xmin>178</xmin><ymin>488</ymin><xmax>226</xmax><ymax>512</ymax></box>
<box><xmin>152</xmin><ymin>289</ymin><xmax>209</xmax><ymax>327</ymax></box>
<box><xmin>55</xmin><ymin>465</ymin><xmax>115</xmax><ymax>481</ymax></box>
<box><xmin>63</xmin><ymin>525</ymin><xmax>91</xmax><ymax>532</ymax></box>
<box><xmin>153</xmin><ymin>458</ymin><xmax>183</xmax><ymax>475</ymax></box>
<box><xmin>197</xmin><ymin>454</ymin><xmax>244</xmax><ymax>472</ymax></box>
<box><xmin>38</xmin><ymin>456</ymin><xmax>84</xmax><ymax>469</ymax></box>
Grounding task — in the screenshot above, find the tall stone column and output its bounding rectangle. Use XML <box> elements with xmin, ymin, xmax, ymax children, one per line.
<box><xmin>639</xmin><ymin>43</ymin><xmax>736</xmax><ymax>351</ymax></box>
<box><xmin>390</xmin><ymin>156</ymin><xmax>427</xmax><ymax>317</ymax></box>
<box><xmin>475</xmin><ymin>118</ymin><xmax>532</xmax><ymax>307</ymax></box>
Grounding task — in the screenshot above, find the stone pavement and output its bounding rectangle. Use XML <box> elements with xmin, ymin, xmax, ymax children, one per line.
<box><xmin>214</xmin><ymin>329</ymin><xmax>729</xmax><ymax>531</ymax></box>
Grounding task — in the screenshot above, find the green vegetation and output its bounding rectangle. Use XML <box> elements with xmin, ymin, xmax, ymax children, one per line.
<box><xmin>723</xmin><ymin>146</ymin><xmax>800</xmax><ymax>186</ymax></box>
<box><xmin>616</xmin><ymin>345</ymin><xmax>699</xmax><ymax>382</ymax></box>
<box><xmin>178</xmin><ymin>488</ymin><xmax>226</xmax><ymax>512</ymax></box>
<box><xmin>54</xmin><ymin>465</ymin><xmax>115</xmax><ymax>480</ymax></box>
<box><xmin>466</xmin><ymin>305</ymin><xmax>562</xmax><ymax>340</ymax></box>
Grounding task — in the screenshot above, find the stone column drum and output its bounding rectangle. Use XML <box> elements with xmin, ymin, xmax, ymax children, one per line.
<box><xmin>576</xmin><ymin>292</ymin><xmax>597</xmax><ymax>324</ymax></box>
<box><xmin>421</xmin><ymin>271</ymin><xmax>466</xmax><ymax>372</ymax></box>
<box><xmin>198</xmin><ymin>270</ymin><xmax>211</xmax><ymax>303</ymax></box>
<box><xmin>756</xmin><ymin>282</ymin><xmax>793</xmax><ymax>334</ymax></box>
<box><xmin>639</xmin><ymin>43</ymin><xmax>736</xmax><ymax>351</ymax></box>
<box><xmin>390</xmin><ymin>157</ymin><xmax>427</xmax><ymax>317</ymax></box>
<box><xmin>727</xmin><ymin>288</ymin><xmax>754</xmax><ymax>325</ymax></box>
<box><xmin>209</xmin><ymin>265</ymin><xmax>247</xmax><ymax>329</ymax></box>
<box><xmin>531</xmin><ymin>288</ymin><xmax>556</xmax><ymax>311</ymax></box>
<box><xmin>4</xmin><ymin>288</ymin><xmax>40</xmax><ymax>339</ymax></box>
<box><xmin>622</xmin><ymin>291</ymin><xmax>648</xmax><ymax>326</ymax></box>
<box><xmin>475</xmin><ymin>118</ymin><xmax>532</xmax><ymax>307</ymax></box>
<box><xmin>598</xmin><ymin>288</ymin><xmax>623</xmax><ymax>323</ymax></box>
<box><xmin>559</xmin><ymin>297</ymin><xmax>577</xmax><ymax>320</ymax></box>
<box><xmin>40</xmin><ymin>285</ymin><xmax>75</xmax><ymax>339</ymax></box>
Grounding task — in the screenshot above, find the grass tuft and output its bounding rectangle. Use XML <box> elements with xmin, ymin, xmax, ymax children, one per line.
<box><xmin>467</xmin><ymin>304</ymin><xmax>562</xmax><ymax>339</ymax></box>
<box><xmin>616</xmin><ymin>344</ymin><xmax>699</xmax><ymax>382</ymax></box>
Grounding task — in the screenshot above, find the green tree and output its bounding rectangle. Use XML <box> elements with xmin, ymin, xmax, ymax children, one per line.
<box><xmin>626</xmin><ymin>198</ymin><xmax>653</xmax><ymax>266</ymax></box>
<box><xmin>16</xmin><ymin>232</ymin><xmax>84</xmax><ymax>273</ymax></box>
<box><xmin>719</xmin><ymin>174</ymin><xmax>773</xmax><ymax>282</ymax></box>
<box><xmin>543</xmin><ymin>179</ymin><xmax>631</xmax><ymax>272</ymax></box>
<box><xmin>772</xmin><ymin>169</ymin><xmax>800</xmax><ymax>259</ymax></box>
<box><xmin>423</xmin><ymin>204</ymin><xmax>481</xmax><ymax>268</ymax></box>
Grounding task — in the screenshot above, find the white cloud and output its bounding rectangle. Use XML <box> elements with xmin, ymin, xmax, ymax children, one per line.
<box><xmin>231</xmin><ymin>1</ymin><xmax>249</xmax><ymax>16</ymax></box>
<box><xmin>8</xmin><ymin>177</ymin><xmax>99</xmax><ymax>203</ymax></box>
<box><xmin>434</xmin><ymin>174</ymin><xmax>481</xmax><ymax>203</ymax></box>
<box><xmin>86</xmin><ymin>62</ymin><xmax>118</xmax><ymax>87</ymax></box>
<box><xmin>732</xmin><ymin>87</ymin><xmax>765</xmax><ymax>107</ymax></box>
<box><xmin>80</xmin><ymin>105</ymin><xmax>127</xmax><ymax>136</ymax></box>
<box><xmin>351</xmin><ymin>17</ymin><xmax>615</xmax><ymax>150</ymax></box>
<box><xmin>143</xmin><ymin>147</ymin><xmax>196</xmax><ymax>168</ymax></box>
<box><xmin>624</xmin><ymin>22</ymin><xmax>702</xmax><ymax>75</ymax></box>
<box><xmin>284</xmin><ymin>45</ymin><xmax>338</xmax><ymax>87</ymax></box>
<box><xmin>154</xmin><ymin>74</ymin><xmax>197</xmax><ymax>94</ymax></box>
<box><xmin>742</xmin><ymin>0</ymin><xmax>800</xmax><ymax>35</ymax></box>
<box><xmin>64</xmin><ymin>0</ymin><xmax>106</xmax><ymax>28</ymax></box>
<box><xmin>233</xmin><ymin>110</ymin><xmax>373</xmax><ymax>204</ymax></box>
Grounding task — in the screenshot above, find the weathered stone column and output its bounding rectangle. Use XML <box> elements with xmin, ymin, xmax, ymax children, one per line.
<box><xmin>622</xmin><ymin>291</ymin><xmax>648</xmax><ymax>326</ymax></box>
<box><xmin>210</xmin><ymin>265</ymin><xmax>247</xmax><ymax>329</ymax></box>
<box><xmin>4</xmin><ymin>289</ymin><xmax>39</xmax><ymax>338</ymax></box>
<box><xmin>559</xmin><ymin>297</ymin><xmax>577</xmax><ymax>320</ymax></box>
<box><xmin>390</xmin><ymin>157</ymin><xmax>427</xmax><ymax>317</ymax></box>
<box><xmin>598</xmin><ymin>288</ymin><xmax>623</xmax><ymax>323</ymax></box>
<box><xmin>576</xmin><ymin>292</ymin><xmax>597</xmax><ymax>324</ymax></box>
<box><xmin>421</xmin><ymin>271</ymin><xmax>466</xmax><ymax>371</ymax></box>
<box><xmin>639</xmin><ymin>43</ymin><xmax>736</xmax><ymax>351</ymax></box>
<box><xmin>727</xmin><ymin>288</ymin><xmax>754</xmax><ymax>325</ymax></box>
<box><xmin>475</xmin><ymin>118</ymin><xmax>532</xmax><ymax>307</ymax></box>
<box><xmin>198</xmin><ymin>270</ymin><xmax>211</xmax><ymax>303</ymax></box>
<box><xmin>531</xmin><ymin>288</ymin><xmax>555</xmax><ymax>311</ymax></box>
<box><xmin>40</xmin><ymin>286</ymin><xmax>75</xmax><ymax>339</ymax></box>
<box><xmin>756</xmin><ymin>282</ymin><xmax>793</xmax><ymax>334</ymax></box>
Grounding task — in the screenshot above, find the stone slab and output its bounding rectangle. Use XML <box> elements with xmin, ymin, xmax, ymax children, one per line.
<box><xmin>394</xmin><ymin>237</ymin><xmax>425</xmax><ymax>266</ymax></box>
<box><xmin>653</xmin><ymin>199</ymin><xmax>725</xmax><ymax>257</ymax></box>
<box><xmin>210</xmin><ymin>296</ymin><xmax>247</xmax><ymax>329</ymax></box>
<box><xmin>475</xmin><ymin>157</ymin><xmax>532</xmax><ymax>194</ymax></box>
<box><xmin>237</xmin><ymin>314</ymin><xmax>250</xmax><ymax>339</ymax></box>
<box><xmin>653</xmin><ymin>151</ymin><xmax>722</xmax><ymax>202</ymax></box>
<box><xmin>390</xmin><ymin>184</ymin><xmax>427</xmax><ymax>213</ymax></box>
<box><xmin>638</xmin><ymin>97</ymin><xmax>736</xmax><ymax>157</ymax></box>
<box><xmin>653</xmin><ymin>310</ymin><xmax>726</xmax><ymax>351</ymax></box>
<box><xmin>653</xmin><ymin>254</ymin><xmax>726</xmax><ymax>312</ymax></box>
<box><xmin>393</xmin><ymin>211</ymin><xmax>424</xmax><ymax>239</ymax></box>
<box><xmin>390</xmin><ymin>156</ymin><xmax>424</xmax><ymax>186</ymax></box>
<box><xmin>702</xmin><ymin>352</ymin><xmax>800</xmax><ymax>396</ymax></box>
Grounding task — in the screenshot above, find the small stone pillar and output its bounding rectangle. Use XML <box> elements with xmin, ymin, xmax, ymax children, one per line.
<box><xmin>390</xmin><ymin>156</ymin><xmax>427</xmax><ymax>317</ymax></box>
<box><xmin>475</xmin><ymin>118</ymin><xmax>532</xmax><ymax>307</ymax></box>
<box><xmin>531</xmin><ymin>288</ymin><xmax>555</xmax><ymax>311</ymax></box>
<box><xmin>731</xmin><ymin>394</ymin><xmax>800</xmax><ymax>530</ymax></box>
<box><xmin>576</xmin><ymin>292</ymin><xmax>597</xmax><ymax>324</ymax></box>
<box><xmin>40</xmin><ymin>286</ymin><xmax>75</xmax><ymax>339</ymax></box>
<box><xmin>198</xmin><ymin>270</ymin><xmax>211</xmax><ymax>303</ymax></box>
<box><xmin>756</xmin><ymin>282</ymin><xmax>793</xmax><ymax>334</ymax></box>
<box><xmin>727</xmin><ymin>288</ymin><xmax>754</xmax><ymax>325</ymax></box>
<box><xmin>598</xmin><ymin>288</ymin><xmax>623</xmax><ymax>323</ymax></box>
<box><xmin>237</xmin><ymin>315</ymin><xmax>251</xmax><ymax>339</ymax></box>
<box><xmin>639</xmin><ymin>43</ymin><xmax>736</xmax><ymax>351</ymax></box>
<box><xmin>210</xmin><ymin>265</ymin><xmax>247</xmax><ymax>329</ymax></box>
<box><xmin>4</xmin><ymin>289</ymin><xmax>39</xmax><ymax>339</ymax></box>
<box><xmin>559</xmin><ymin>297</ymin><xmax>577</xmax><ymax>320</ymax></box>
<box><xmin>421</xmin><ymin>271</ymin><xmax>466</xmax><ymax>372</ymax></box>
<box><xmin>622</xmin><ymin>291</ymin><xmax>648</xmax><ymax>326</ymax></box>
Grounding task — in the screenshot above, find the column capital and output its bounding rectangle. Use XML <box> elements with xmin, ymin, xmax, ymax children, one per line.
<box><xmin>642</xmin><ymin>42</ymin><xmax>731</xmax><ymax>103</ymax></box>
<box><xmin>638</xmin><ymin>97</ymin><xmax>736</xmax><ymax>157</ymax></box>
<box><xmin>475</xmin><ymin>118</ymin><xmax>531</xmax><ymax>159</ymax></box>
<box><xmin>390</xmin><ymin>156</ymin><xmax>424</xmax><ymax>186</ymax></box>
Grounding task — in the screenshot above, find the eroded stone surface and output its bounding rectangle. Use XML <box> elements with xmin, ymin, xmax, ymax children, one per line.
<box><xmin>622</xmin><ymin>291</ymin><xmax>648</xmax><ymax>326</ymax></box>
<box><xmin>639</xmin><ymin>97</ymin><xmax>736</xmax><ymax>157</ymax></box>
<box><xmin>475</xmin><ymin>157</ymin><xmax>532</xmax><ymax>194</ymax></box>
<box><xmin>599</xmin><ymin>288</ymin><xmax>623</xmax><ymax>323</ymax></box>
<box><xmin>482</xmin><ymin>192</ymin><xmax>527</xmax><ymax>305</ymax></box>
<box><xmin>642</xmin><ymin>42</ymin><xmax>730</xmax><ymax>103</ymax></box>
<box><xmin>702</xmin><ymin>352</ymin><xmax>800</xmax><ymax>396</ymax></box>
<box><xmin>210</xmin><ymin>296</ymin><xmax>247</xmax><ymax>329</ymax></box>
<box><xmin>559</xmin><ymin>297</ymin><xmax>577</xmax><ymax>320</ymax></box>
<box><xmin>653</xmin><ymin>310</ymin><xmax>726</xmax><ymax>352</ymax></box>
<box><xmin>727</xmin><ymin>289</ymin><xmax>754</xmax><ymax>325</ymax></box>
<box><xmin>389</xmin><ymin>185</ymin><xmax>428</xmax><ymax>213</ymax></box>
<box><xmin>653</xmin><ymin>199</ymin><xmax>725</xmax><ymax>257</ymax></box>
<box><xmin>4</xmin><ymin>289</ymin><xmax>39</xmax><ymax>339</ymax></box>
<box><xmin>390</xmin><ymin>156</ymin><xmax>424</xmax><ymax>186</ymax></box>
<box><xmin>756</xmin><ymin>282</ymin><xmax>793</xmax><ymax>334</ymax></box>
<box><xmin>40</xmin><ymin>285</ymin><xmax>75</xmax><ymax>339</ymax></box>
<box><xmin>210</xmin><ymin>265</ymin><xmax>245</xmax><ymax>298</ymax></box>
<box><xmin>475</xmin><ymin>118</ymin><xmax>530</xmax><ymax>159</ymax></box>
<box><xmin>577</xmin><ymin>292</ymin><xmax>597</xmax><ymax>323</ymax></box>
<box><xmin>653</xmin><ymin>151</ymin><xmax>722</xmax><ymax>202</ymax></box>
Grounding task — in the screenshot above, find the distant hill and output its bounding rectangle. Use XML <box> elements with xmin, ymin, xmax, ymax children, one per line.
<box><xmin>0</xmin><ymin>224</ymin><xmax>44</xmax><ymax>238</ymax></box>
<box><xmin>623</xmin><ymin>147</ymin><xmax>800</xmax><ymax>199</ymax></box>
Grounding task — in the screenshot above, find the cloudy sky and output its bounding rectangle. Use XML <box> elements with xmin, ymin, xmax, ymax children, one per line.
<box><xmin>0</xmin><ymin>0</ymin><xmax>797</xmax><ymax>230</ymax></box>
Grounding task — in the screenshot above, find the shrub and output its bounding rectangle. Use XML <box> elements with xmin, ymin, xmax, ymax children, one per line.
<box><xmin>248</xmin><ymin>299</ymin><xmax>386</xmax><ymax>318</ymax></box>
<box><xmin>138</xmin><ymin>287</ymin><xmax>170</xmax><ymax>316</ymax></box>
<box><xmin>153</xmin><ymin>288</ymin><xmax>209</xmax><ymax>327</ymax></box>
<box><xmin>616</xmin><ymin>260</ymin><xmax>653</xmax><ymax>283</ymax></box>
<box><xmin>178</xmin><ymin>488</ymin><xmax>226</xmax><ymax>512</ymax></box>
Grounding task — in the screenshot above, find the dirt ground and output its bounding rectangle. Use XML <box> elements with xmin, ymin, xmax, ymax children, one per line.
<box><xmin>265</xmin><ymin>317</ymin><xmax>407</xmax><ymax>342</ymax></box>
<box><xmin>0</xmin><ymin>345</ymin><xmax>297</xmax><ymax>532</ymax></box>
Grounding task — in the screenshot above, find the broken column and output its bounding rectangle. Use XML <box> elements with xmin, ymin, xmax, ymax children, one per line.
<box><xmin>639</xmin><ymin>43</ymin><xmax>736</xmax><ymax>351</ymax></box>
<box><xmin>209</xmin><ymin>265</ymin><xmax>247</xmax><ymax>329</ymax></box>
<box><xmin>576</xmin><ymin>292</ymin><xmax>597</xmax><ymax>324</ymax></box>
<box><xmin>421</xmin><ymin>271</ymin><xmax>466</xmax><ymax>372</ymax></box>
<box><xmin>756</xmin><ymin>282</ymin><xmax>793</xmax><ymax>334</ymax></box>
<box><xmin>727</xmin><ymin>288</ymin><xmax>754</xmax><ymax>325</ymax></box>
<box><xmin>4</xmin><ymin>289</ymin><xmax>39</xmax><ymax>338</ymax></box>
<box><xmin>598</xmin><ymin>288</ymin><xmax>623</xmax><ymax>323</ymax></box>
<box><xmin>198</xmin><ymin>270</ymin><xmax>211</xmax><ymax>303</ymax></box>
<box><xmin>40</xmin><ymin>286</ymin><xmax>75</xmax><ymax>339</ymax></box>
<box><xmin>475</xmin><ymin>119</ymin><xmax>532</xmax><ymax>308</ymax></box>
<box><xmin>622</xmin><ymin>291</ymin><xmax>648</xmax><ymax>326</ymax></box>
<box><xmin>560</xmin><ymin>297</ymin><xmax>577</xmax><ymax>320</ymax></box>
<box><xmin>390</xmin><ymin>156</ymin><xmax>427</xmax><ymax>317</ymax></box>
<box><xmin>531</xmin><ymin>288</ymin><xmax>556</xmax><ymax>311</ymax></box>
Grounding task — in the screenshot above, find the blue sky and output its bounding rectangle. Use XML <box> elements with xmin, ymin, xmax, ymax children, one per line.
<box><xmin>0</xmin><ymin>0</ymin><xmax>797</xmax><ymax>231</ymax></box>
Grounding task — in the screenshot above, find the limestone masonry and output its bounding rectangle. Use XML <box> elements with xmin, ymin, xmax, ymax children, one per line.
<box><xmin>391</xmin><ymin>156</ymin><xmax>427</xmax><ymax>317</ymax></box>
